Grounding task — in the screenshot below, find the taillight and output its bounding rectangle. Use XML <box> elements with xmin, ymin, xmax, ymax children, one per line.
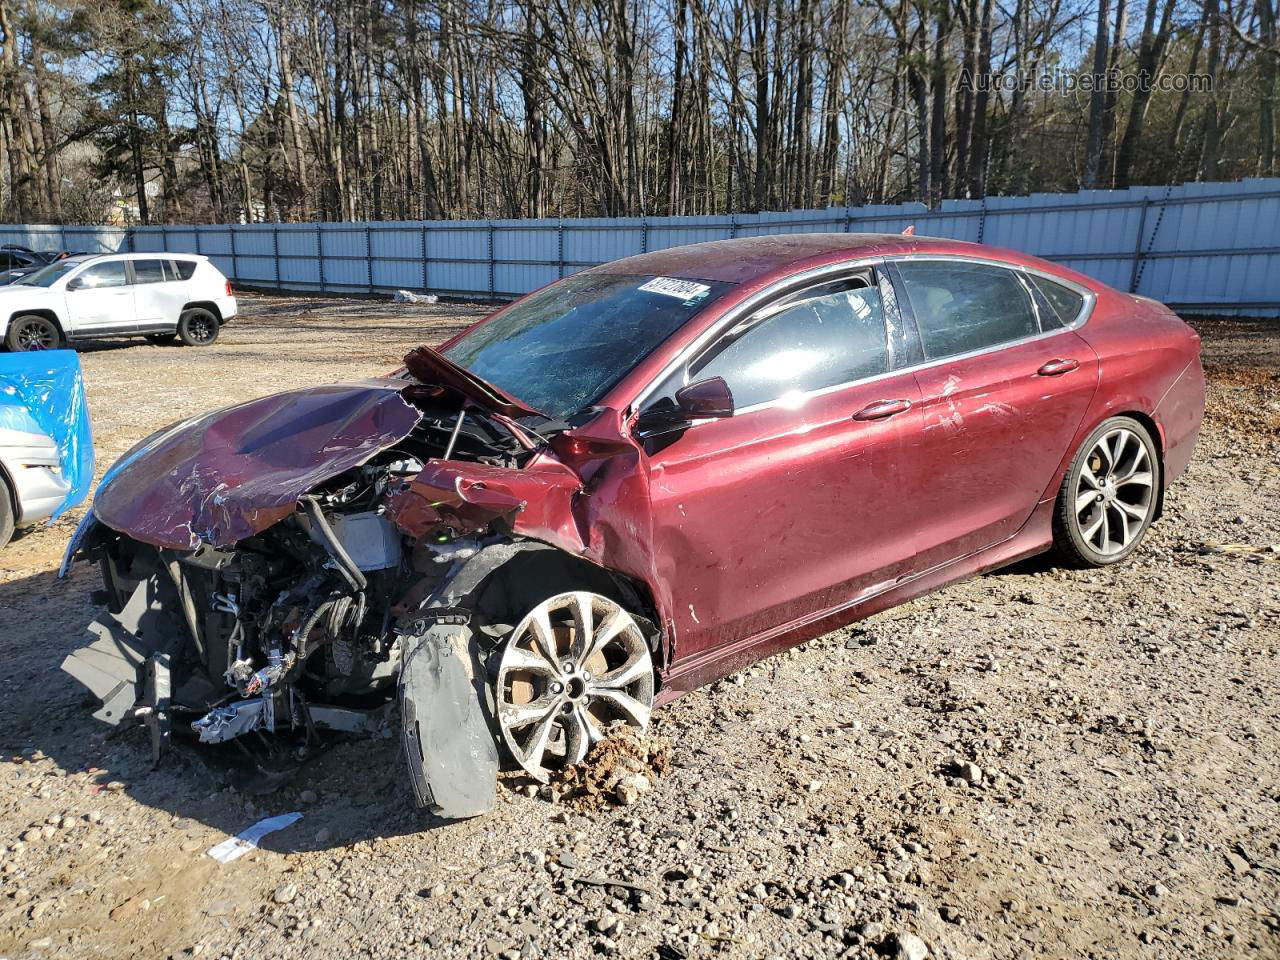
<box><xmin>225</xmin><ymin>280</ymin><xmax>234</xmax><ymax>296</ymax></box>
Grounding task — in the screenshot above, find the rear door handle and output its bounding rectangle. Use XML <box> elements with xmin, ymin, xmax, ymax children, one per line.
<box><xmin>853</xmin><ymin>398</ymin><xmax>913</xmax><ymax>421</ymax></box>
<box><xmin>1037</xmin><ymin>358</ymin><xmax>1080</xmax><ymax>377</ymax></box>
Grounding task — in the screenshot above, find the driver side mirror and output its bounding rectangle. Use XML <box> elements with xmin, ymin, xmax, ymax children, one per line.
<box><xmin>635</xmin><ymin>376</ymin><xmax>735</xmax><ymax>436</ymax></box>
<box><xmin>65</xmin><ymin>277</ymin><xmax>84</xmax><ymax>292</ymax></box>
<box><xmin>674</xmin><ymin>376</ymin><xmax>735</xmax><ymax>418</ymax></box>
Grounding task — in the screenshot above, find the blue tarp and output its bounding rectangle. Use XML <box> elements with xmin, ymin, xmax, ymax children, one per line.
<box><xmin>0</xmin><ymin>350</ymin><xmax>94</xmax><ymax>520</ymax></box>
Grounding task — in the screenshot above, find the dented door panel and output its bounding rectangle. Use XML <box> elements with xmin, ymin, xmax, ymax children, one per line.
<box><xmin>909</xmin><ymin>330</ymin><xmax>1100</xmax><ymax>569</ymax></box>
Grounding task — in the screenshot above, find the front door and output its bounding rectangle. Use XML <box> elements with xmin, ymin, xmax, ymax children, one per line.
<box><xmin>639</xmin><ymin>267</ymin><xmax>924</xmax><ymax>660</ymax></box>
<box><xmin>889</xmin><ymin>259</ymin><xmax>1100</xmax><ymax>569</ymax></box>
<box><xmin>63</xmin><ymin>261</ymin><xmax>134</xmax><ymax>335</ymax></box>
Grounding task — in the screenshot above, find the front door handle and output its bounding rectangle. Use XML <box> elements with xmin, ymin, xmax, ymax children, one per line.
<box><xmin>853</xmin><ymin>398</ymin><xmax>913</xmax><ymax>421</ymax></box>
<box><xmin>1037</xmin><ymin>358</ymin><xmax>1080</xmax><ymax>377</ymax></box>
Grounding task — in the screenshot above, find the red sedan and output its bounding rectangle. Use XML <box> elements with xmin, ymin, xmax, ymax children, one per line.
<box><xmin>62</xmin><ymin>234</ymin><xmax>1204</xmax><ymax>816</ymax></box>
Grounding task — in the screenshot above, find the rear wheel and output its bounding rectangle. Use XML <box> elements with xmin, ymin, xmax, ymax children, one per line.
<box><xmin>495</xmin><ymin>591</ymin><xmax>655</xmax><ymax>782</ymax></box>
<box><xmin>0</xmin><ymin>475</ymin><xmax>15</xmax><ymax>549</ymax></box>
<box><xmin>5</xmin><ymin>314</ymin><xmax>61</xmax><ymax>352</ymax></box>
<box><xmin>177</xmin><ymin>308</ymin><xmax>218</xmax><ymax>346</ymax></box>
<box><xmin>1053</xmin><ymin>416</ymin><xmax>1160</xmax><ymax>567</ymax></box>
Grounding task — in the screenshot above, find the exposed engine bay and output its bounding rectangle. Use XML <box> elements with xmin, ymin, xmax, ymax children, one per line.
<box><xmin>61</xmin><ymin>358</ymin><xmax>662</xmax><ymax>819</ymax></box>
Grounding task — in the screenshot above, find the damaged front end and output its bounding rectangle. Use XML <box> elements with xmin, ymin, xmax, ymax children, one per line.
<box><xmin>61</xmin><ymin>349</ymin><xmax>645</xmax><ymax>818</ymax></box>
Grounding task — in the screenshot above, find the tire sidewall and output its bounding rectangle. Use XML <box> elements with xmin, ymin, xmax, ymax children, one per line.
<box><xmin>0</xmin><ymin>475</ymin><xmax>14</xmax><ymax>549</ymax></box>
<box><xmin>1061</xmin><ymin>416</ymin><xmax>1161</xmax><ymax>566</ymax></box>
<box><xmin>178</xmin><ymin>309</ymin><xmax>219</xmax><ymax>347</ymax></box>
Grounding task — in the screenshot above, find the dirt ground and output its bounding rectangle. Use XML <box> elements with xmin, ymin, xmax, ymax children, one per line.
<box><xmin>0</xmin><ymin>295</ymin><xmax>1277</xmax><ymax>960</ymax></box>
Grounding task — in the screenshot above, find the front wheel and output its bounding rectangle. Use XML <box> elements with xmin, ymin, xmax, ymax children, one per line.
<box><xmin>177</xmin><ymin>308</ymin><xmax>219</xmax><ymax>346</ymax></box>
<box><xmin>1053</xmin><ymin>416</ymin><xmax>1161</xmax><ymax>567</ymax></box>
<box><xmin>495</xmin><ymin>591</ymin><xmax>656</xmax><ymax>782</ymax></box>
<box><xmin>5</xmin><ymin>314</ymin><xmax>62</xmax><ymax>352</ymax></box>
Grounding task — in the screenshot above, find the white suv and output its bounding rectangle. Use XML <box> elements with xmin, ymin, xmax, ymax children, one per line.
<box><xmin>0</xmin><ymin>252</ymin><xmax>238</xmax><ymax>351</ymax></box>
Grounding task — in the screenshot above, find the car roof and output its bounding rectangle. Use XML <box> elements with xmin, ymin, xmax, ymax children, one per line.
<box><xmin>585</xmin><ymin>233</ymin><xmax>1049</xmax><ymax>285</ymax></box>
<box><xmin>58</xmin><ymin>252</ymin><xmax>206</xmax><ymax>265</ymax></box>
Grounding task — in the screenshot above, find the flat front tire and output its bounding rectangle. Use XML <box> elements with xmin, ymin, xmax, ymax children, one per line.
<box><xmin>177</xmin><ymin>308</ymin><xmax>219</xmax><ymax>346</ymax></box>
<box><xmin>1053</xmin><ymin>416</ymin><xmax>1161</xmax><ymax>567</ymax></box>
<box><xmin>5</xmin><ymin>315</ymin><xmax>61</xmax><ymax>352</ymax></box>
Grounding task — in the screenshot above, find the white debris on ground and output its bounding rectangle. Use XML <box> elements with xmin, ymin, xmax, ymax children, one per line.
<box><xmin>393</xmin><ymin>290</ymin><xmax>439</xmax><ymax>304</ymax></box>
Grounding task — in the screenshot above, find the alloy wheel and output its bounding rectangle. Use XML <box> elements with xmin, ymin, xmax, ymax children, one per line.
<box><xmin>16</xmin><ymin>319</ymin><xmax>56</xmax><ymax>350</ymax></box>
<box><xmin>188</xmin><ymin>315</ymin><xmax>214</xmax><ymax>343</ymax></box>
<box><xmin>1072</xmin><ymin>427</ymin><xmax>1155</xmax><ymax>556</ymax></box>
<box><xmin>496</xmin><ymin>591</ymin><xmax>655</xmax><ymax>782</ymax></box>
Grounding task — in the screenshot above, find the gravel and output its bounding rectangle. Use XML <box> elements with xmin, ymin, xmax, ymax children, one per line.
<box><xmin>0</xmin><ymin>301</ymin><xmax>1276</xmax><ymax>959</ymax></box>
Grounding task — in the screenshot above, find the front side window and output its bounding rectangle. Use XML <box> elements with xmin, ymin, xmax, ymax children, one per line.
<box><xmin>896</xmin><ymin>261</ymin><xmax>1039</xmax><ymax>360</ymax></box>
<box><xmin>71</xmin><ymin>262</ymin><xmax>128</xmax><ymax>290</ymax></box>
<box><xmin>441</xmin><ymin>272</ymin><xmax>734</xmax><ymax>421</ymax></box>
<box><xmin>688</xmin><ymin>277</ymin><xmax>889</xmax><ymax>411</ymax></box>
<box><xmin>133</xmin><ymin>259</ymin><xmax>168</xmax><ymax>284</ymax></box>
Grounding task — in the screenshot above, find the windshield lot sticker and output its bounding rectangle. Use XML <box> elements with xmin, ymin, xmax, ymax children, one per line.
<box><xmin>639</xmin><ymin>277</ymin><xmax>711</xmax><ymax>302</ymax></box>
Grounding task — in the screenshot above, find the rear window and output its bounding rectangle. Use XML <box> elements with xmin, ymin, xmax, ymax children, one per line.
<box><xmin>896</xmin><ymin>261</ymin><xmax>1040</xmax><ymax>360</ymax></box>
<box><xmin>132</xmin><ymin>259</ymin><xmax>167</xmax><ymax>284</ymax></box>
<box><xmin>171</xmin><ymin>259</ymin><xmax>198</xmax><ymax>280</ymax></box>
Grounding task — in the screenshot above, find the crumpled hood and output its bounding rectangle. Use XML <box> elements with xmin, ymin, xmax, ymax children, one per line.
<box><xmin>93</xmin><ymin>379</ymin><xmax>422</xmax><ymax>550</ymax></box>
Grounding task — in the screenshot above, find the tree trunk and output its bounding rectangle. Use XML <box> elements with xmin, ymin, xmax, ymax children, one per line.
<box><xmin>1083</xmin><ymin>0</ymin><xmax>1112</xmax><ymax>187</ymax></box>
<box><xmin>1258</xmin><ymin>0</ymin><xmax>1277</xmax><ymax>174</ymax></box>
<box><xmin>1200</xmin><ymin>0</ymin><xmax>1224</xmax><ymax>179</ymax></box>
<box><xmin>1115</xmin><ymin>0</ymin><xmax>1176</xmax><ymax>187</ymax></box>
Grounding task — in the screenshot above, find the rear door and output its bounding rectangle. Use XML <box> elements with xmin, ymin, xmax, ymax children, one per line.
<box><xmin>62</xmin><ymin>260</ymin><xmax>134</xmax><ymax>335</ymax></box>
<box><xmin>889</xmin><ymin>258</ymin><xmax>1099</xmax><ymax>570</ymax></box>
<box><xmin>639</xmin><ymin>266</ymin><xmax>925</xmax><ymax>659</ymax></box>
<box><xmin>130</xmin><ymin>258</ymin><xmax>186</xmax><ymax>328</ymax></box>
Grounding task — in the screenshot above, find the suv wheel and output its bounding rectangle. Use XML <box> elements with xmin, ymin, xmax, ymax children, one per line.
<box><xmin>177</xmin><ymin>308</ymin><xmax>219</xmax><ymax>346</ymax></box>
<box><xmin>5</xmin><ymin>315</ymin><xmax>61</xmax><ymax>352</ymax></box>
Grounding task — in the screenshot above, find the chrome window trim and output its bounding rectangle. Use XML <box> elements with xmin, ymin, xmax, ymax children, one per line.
<box><xmin>630</xmin><ymin>253</ymin><xmax>1096</xmax><ymax>422</ymax></box>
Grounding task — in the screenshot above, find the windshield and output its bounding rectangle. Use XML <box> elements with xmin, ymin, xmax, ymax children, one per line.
<box><xmin>16</xmin><ymin>260</ymin><xmax>84</xmax><ymax>287</ymax></box>
<box><xmin>442</xmin><ymin>272</ymin><xmax>733</xmax><ymax>420</ymax></box>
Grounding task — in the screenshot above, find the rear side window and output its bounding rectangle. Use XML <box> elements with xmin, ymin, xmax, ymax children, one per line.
<box><xmin>171</xmin><ymin>259</ymin><xmax>198</xmax><ymax>280</ymax></box>
<box><xmin>895</xmin><ymin>261</ymin><xmax>1039</xmax><ymax>360</ymax></box>
<box><xmin>690</xmin><ymin>280</ymin><xmax>889</xmax><ymax>410</ymax></box>
<box><xmin>1027</xmin><ymin>273</ymin><xmax>1085</xmax><ymax>328</ymax></box>
<box><xmin>132</xmin><ymin>259</ymin><xmax>167</xmax><ymax>284</ymax></box>
<box><xmin>72</xmin><ymin>262</ymin><xmax>128</xmax><ymax>289</ymax></box>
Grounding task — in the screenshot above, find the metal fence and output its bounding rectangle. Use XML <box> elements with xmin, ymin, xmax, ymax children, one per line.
<box><xmin>4</xmin><ymin>177</ymin><xmax>1278</xmax><ymax>315</ymax></box>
